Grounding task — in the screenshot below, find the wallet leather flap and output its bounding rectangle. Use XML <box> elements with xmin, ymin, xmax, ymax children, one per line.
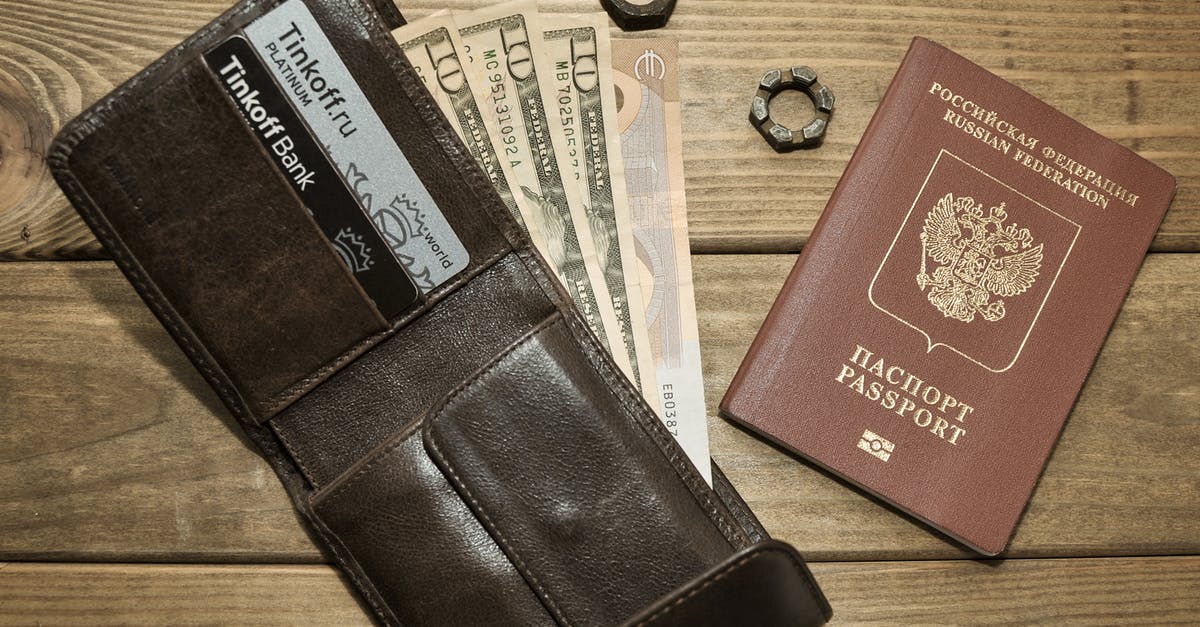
<box><xmin>619</xmin><ymin>541</ymin><xmax>832</xmax><ymax>627</ymax></box>
<box><xmin>48</xmin><ymin>0</ymin><xmax>516</xmax><ymax>422</ymax></box>
<box><xmin>423</xmin><ymin>315</ymin><xmax>749</xmax><ymax>626</ymax></box>
<box><xmin>49</xmin><ymin>18</ymin><xmax>390</xmax><ymax>423</ymax></box>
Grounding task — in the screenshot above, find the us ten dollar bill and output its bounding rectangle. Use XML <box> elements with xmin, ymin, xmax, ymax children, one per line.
<box><xmin>540</xmin><ymin>13</ymin><xmax>658</xmax><ymax>396</ymax></box>
<box><xmin>454</xmin><ymin>1</ymin><xmax>634</xmax><ymax>380</ymax></box>
<box><xmin>392</xmin><ymin>13</ymin><xmax>545</xmax><ymax>245</ymax></box>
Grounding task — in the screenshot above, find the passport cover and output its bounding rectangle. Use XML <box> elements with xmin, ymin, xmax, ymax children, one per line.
<box><xmin>720</xmin><ymin>37</ymin><xmax>1176</xmax><ymax>555</ymax></box>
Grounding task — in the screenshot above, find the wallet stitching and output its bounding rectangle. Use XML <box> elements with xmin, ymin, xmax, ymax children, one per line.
<box><xmin>711</xmin><ymin>468</ymin><xmax>768</xmax><ymax>543</ymax></box>
<box><xmin>261</xmin><ymin>245</ymin><xmax>511</xmax><ymax>415</ymax></box>
<box><xmin>270</xmin><ymin>421</ymin><xmax>320</xmax><ymax>487</ymax></box>
<box><xmin>424</xmin><ymin>315</ymin><xmax>573</xmax><ymax>626</ymax></box>
<box><xmin>317</xmin><ymin>312</ymin><xmax>559</xmax><ymax>507</ymax></box>
<box><xmin>46</xmin><ymin>0</ymin><xmax>284</xmax><ymax>420</ymax></box>
<box><xmin>304</xmin><ymin>499</ymin><xmax>397</xmax><ymax>625</ymax></box>
<box><xmin>631</xmin><ymin>545</ymin><xmax>817</xmax><ymax>627</ymax></box>
<box><xmin>317</xmin><ymin>420</ymin><xmax>425</xmax><ymax>508</ymax></box>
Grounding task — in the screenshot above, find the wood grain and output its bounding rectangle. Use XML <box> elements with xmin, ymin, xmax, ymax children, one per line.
<box><xmin>1</xmin><ymin>557</ymin><xmax>1196</xmax><ymax>625</ymax></box>
<box><xmin>0</xmin><ymin>261</ymin><xmax>321</xmax><ymax>562</ymax></box>
<box><xmin>0</xmin><ymin>0</ymin><xmax>231</xmax><ymax>259</ymax></box>
<box><xmin>814</xmin><ymin>556</ymin><xmax>1200</xmax><ymax>625</ymax></box>
<box><xmin>0</xmin><ymin>0</ymin><xmax>1196</xmax><ymax>259</ymax></box>
<box><xmin>0</xmin><ymin>257</ymin><xmax>1195</xmax><ymax>562</ymax></box>
<box><xmin>0</xmin><ymin>563</ymin><xmax>371</xmax><ymax>626</ymax></box>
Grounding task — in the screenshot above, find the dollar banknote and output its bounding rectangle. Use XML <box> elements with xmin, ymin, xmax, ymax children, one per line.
<box><xmin>454</xmin><ymin>1</ymin><xmax>633</xmax><ymax>379</ymax></box>
<box><xmin>393</xmin><ymin>14</ymin><xmax>542</xmax><ymax>242</ymax></box>
<box><xmin>540</xmin><ymin>14</ymin><xmax>657</xmax><ymax>394</ymax></box>
<box><xmin>612</xmin><ymin>38</ymin><xmax>711</xmax><ymax>484</ymax></box>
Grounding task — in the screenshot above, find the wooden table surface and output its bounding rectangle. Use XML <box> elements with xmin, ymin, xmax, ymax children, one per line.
<box><xmin>1</xmin><ymin>0</ymin><xmax>1197</xmax><ymax>624</ymax></box>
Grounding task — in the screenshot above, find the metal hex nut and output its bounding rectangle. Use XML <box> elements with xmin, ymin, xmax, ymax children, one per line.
<box><xmin>601</xmin><ymin>0</ymin><xmax>678</xmax><ymax>31</ymax></box>
<box><xmin>748</xmin><ymin>65</ymin><xmax>835</xmax><ymax>152</ymax></box>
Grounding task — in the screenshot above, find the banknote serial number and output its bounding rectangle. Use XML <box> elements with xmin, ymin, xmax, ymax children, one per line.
<box><xmin>660</xmin><ymin>383</ymin><xmax>679</xmax><ymax>436</ymax></box>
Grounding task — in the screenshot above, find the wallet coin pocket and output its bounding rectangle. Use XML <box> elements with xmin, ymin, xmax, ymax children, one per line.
<box><xmin>311</xmin><ymin>313</ymin><xmax>750</xmax><ymax>626</ymax></box>
<box><xmin>420</xmin><ymin>314</ymin><xmax>747</xmax><ymax>626</ymax></box>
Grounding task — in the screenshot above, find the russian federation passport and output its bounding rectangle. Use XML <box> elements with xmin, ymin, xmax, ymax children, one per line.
<box><xmin>720</xmin><ymin>37</ymin><xmax>1175</xmax><ymax>555</ymax></box>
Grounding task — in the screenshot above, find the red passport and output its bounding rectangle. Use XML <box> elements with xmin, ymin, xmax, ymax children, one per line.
<box><xmin>720</xmin><ymin>38</ymin><xmax>1175</xmax><ymax>555</ymax></box>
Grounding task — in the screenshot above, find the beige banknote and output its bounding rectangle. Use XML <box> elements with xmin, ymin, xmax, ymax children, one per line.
<box><xmin>455</xmin><ymin>1</ymin><xmax>633</xmax><ymax>378</ymax></box>
<box><xmin>612</xmin><ymin>38</ymin><xmax>711</xmax><ymax>484</ymax></box>
<box><xmin>392</xmin><ymin>14</ymin><xmax>543</xmax><ymax>244</ymax></box>
<box><xmin>540</xmin><ymin>14</ymin><xmax>657</xmax><ymax>394</ymax></box>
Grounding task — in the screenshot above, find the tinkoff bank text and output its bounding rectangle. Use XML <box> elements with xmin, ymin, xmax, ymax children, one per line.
<box><xmin>214</xmin><ymin>47</ymin><xmax>318</xmax><ymax>192</ymax></box>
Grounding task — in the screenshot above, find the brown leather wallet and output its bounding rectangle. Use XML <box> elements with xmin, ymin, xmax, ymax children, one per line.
<box><xmin>46</xmin><ymin>0</ymin><xmax>831</xmax><ymax>624</ymax></box>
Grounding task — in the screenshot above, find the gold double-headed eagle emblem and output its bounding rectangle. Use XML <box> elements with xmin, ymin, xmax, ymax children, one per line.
<box><xmin>917</xmin><ymin>193</ymin><xmax>1043</xmax><ymax>323</ymax></box>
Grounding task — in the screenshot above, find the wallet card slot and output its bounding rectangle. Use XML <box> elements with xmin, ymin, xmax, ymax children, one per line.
<box><xmin>220</xmin><ymin>0</ymin><xmax>526</xmax><ymax>420</ymax></box>
<box><xmin>236</xmin><ymin>0</ymin><xmax>516</xmax><ymax>302</ymax></box>
<box><xmin>311</xmin><ymin>422</ymin><xmax>555</xmax><ymax>627</ymax></box>
<box><xmin>423</xmin><ymin>315</ymin><xmax>742</xmax><ymax>626</ymax></box>
<box><xmin>60</xmin><ymin>57</ymin><xmax>392</xmax><ymax>420</ymax></box>
<box><xmin>51</xmin><ymin>0</ymin><xmax>523</xmax><ymax>425</ymax></box>
<box><xmin>271</xmin><ymin>251</ymin><xmax>556</xmax><ymax>487</ymax></box>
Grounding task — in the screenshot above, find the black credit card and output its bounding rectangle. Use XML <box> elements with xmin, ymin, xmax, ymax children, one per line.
<box><xmin>204</xmin><ymin>35</ymin><xmax>418</xmax><ymax>319</ymax></box>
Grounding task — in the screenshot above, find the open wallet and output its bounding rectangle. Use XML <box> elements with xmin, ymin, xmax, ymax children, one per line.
<box><xmin>45</xmin><ymin>0</ymin><xmax>832</xmax><ymax>624</ymax></box>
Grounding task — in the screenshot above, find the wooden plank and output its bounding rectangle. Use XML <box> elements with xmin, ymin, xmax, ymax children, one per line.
<box><xmin>0</xmin><ymin>563</ymin><xmax>371</xmax><ymax>626</ymax></box>
<box><xmin>1</xmin><ymin>557</ymin><xmax>1197</xmax><ymax>625</ymax></box>
<box><xmin>0</xmin><ymin>0</ymin><xmax>1197</xmax><ymax>259</ymax></box>
<box><xmin>814</xmin><ymin>556</ymin><xmax>1200</xmax><ymax>625</ymax></box>
<box><xmin>0</xmin><ymin>256</ymin><xmax>1195</xmax><ymax>562</ymax></box>
<box><xmin>0</xmin><ymin>262</ymin><xmax>321</xmax><ymax>562</ymax></box>
<box><xmin>0</xmin><ymin>0</ymin><xmax>231</xmax><ymax>260</ymax></box>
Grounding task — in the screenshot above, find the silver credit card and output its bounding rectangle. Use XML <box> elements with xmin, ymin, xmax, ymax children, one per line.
<box><xmin>245</xmin><ymin>0</ymin><xmax>469</xmax><ymax>293</ymax></box>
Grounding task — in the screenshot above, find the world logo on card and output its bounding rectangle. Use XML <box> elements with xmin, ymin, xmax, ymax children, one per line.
<box><xmin>869</xmin><ymin>150</ymin><xmax>1081</xmax><ymax>372</ymax></box>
